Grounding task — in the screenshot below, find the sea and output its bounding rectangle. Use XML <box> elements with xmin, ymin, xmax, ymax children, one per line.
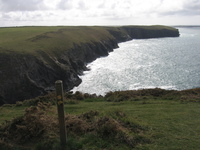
<box><xmin>72</xmin><ymin>26</ymin><xmax>200</xmax><ymax>95</ymax></box>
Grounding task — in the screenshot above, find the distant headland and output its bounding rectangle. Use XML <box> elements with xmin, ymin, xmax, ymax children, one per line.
<box><xmin>0</xmin><ymin>25</ymin><xmax>179</xmax><ymax>104</ymax></box>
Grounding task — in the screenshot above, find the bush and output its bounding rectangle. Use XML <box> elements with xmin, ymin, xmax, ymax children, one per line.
<box><xmin>0</xmin><ymin>107</ymin><xmax>151</xmax><ymax>149</ymax></box>
<box><xmin>64</xmin><ymin>99</ymin><xmax>79</xmax><ymax>104</ymax></box>
<box><xmin>66</xmin><ymin>91</ymin><xmax>100</xmax><ymax>101</ymax></box>
<box><xmin>18</xmin><ymin>93</ymin><xmax>57</xmax><ymax>107</ymax></box>
<box><xmin>105</xmin><ymin>88</ymin><xmax>182</xmax><ymax>102</ymax></box>
<box><xmin>0</xmin><ymin>102</ymin><xmax>58</xmax><ymax>145</ymax></box>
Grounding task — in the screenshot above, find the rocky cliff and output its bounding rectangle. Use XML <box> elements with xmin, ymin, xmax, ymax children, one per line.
<box><xmin>0</xmin><ymin>25</ymin><xmax>179</xmax><ymax>104</ymax></box>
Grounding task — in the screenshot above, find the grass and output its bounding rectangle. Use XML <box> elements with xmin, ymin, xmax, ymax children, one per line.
<box><xmin>124</xmin><ymin>25</ymin><xmax>179</xmax><ymax>31</ymax></box>
<box><xmin>0</xmin><ymin>105</ymin><xmax>26</xmax><ymax>124</ymax></box>
<box><xmin>64</xmin><ymin>99</ymin><xmax>200</xmax><ymax>149</ymax></box>
<box><xmin>0</xmin><ymin>25</ymin><xmax>178</xmax><ymax>56</ymax></box>
<box><xmin>0</xmin><ymin>26</ymin><xmax>62</xmax><ymax>54</ymax></box>
<box><xmin>0</xmin><ymin>26</ymin><xmax>115</xmax><ymax>55</ymax></box>
<box><xmin>0</xmin><ymin>88</ymin><xmax>200</xmax><ymax>149</ymax></box>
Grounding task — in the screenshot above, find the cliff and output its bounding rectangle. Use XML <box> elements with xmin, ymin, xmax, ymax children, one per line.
<box><xmin>0</xmin><ymin>25</ymin><xmax>179</xmax><ymax>104</ymax></box>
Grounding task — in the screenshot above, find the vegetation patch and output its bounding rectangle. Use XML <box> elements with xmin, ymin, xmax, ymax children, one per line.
<box><xmin>0</xmin><ymin>103</ymin><xmax>58</xmax><ymax>145</ymax></box>
<box><xmin>0</xmin><ymin>25</ymin><xmax>178</xmax><ymax>56</ymax></box>
<box><xmin>66</xmin><ymin>91</ymin><xmax>100</xmax><ymax>100</ymax></box>
<box><xmin>180</xmin><ymin>88</ymin><xmax>200</xmax><ymax>102</ymax></box>
<box><xmin>1</xmin><ymin>88</ymin><xmax>200</xmax><ymax>149</ymax></box>
<box><xmin>0</xmin><ymin>103</ymin><xmax>150</xmax><ymax>149</ymax></box>
<box><xmin>15</xmin><ymin>93</ymin><xmax>57</xmax><ymax>107</ymax></box>
<box><xmin>105</xmin><ymin>88</ymin><xmax>200</xmax><ymax>102</ymax></box>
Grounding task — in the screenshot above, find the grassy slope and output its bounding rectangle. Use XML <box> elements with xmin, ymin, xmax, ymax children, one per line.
<box><xmin>0</xmin><ymin>26</ymin><xmax>61</xmax><ymax>53</ymax></box>
<box><xmin>65</xmin><ymin>100</ymin><xmax>200</xmax><ymax>150</ymax></box>
<box><xmin>0</xmin><ymin>88</ymin><xmax>200</xmax><ymax>150</ymax></box>
<box><xmin>0</xmin><ymin>25</ymin><xmax>177</xmax><ymax>55</ymax></box>
<box><xmin>0</xmin><ymin>26</ymin><xmax>115</xmax><ymax>55</ymax></box>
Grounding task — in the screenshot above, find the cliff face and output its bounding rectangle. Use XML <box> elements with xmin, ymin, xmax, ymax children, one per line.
<box><xmin>0</xmin><ymin>26</ymin><xmax>179</xmax><ymax>104</ymax></box>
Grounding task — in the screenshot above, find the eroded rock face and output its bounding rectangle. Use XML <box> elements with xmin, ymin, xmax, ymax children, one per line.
<box><xmin>0</xmin><ymin>26</ymin><xmax>179</xmax><ymax>104</ymax></box>
<box><xmin>0</xmin><ymin>39</ymin><xmax>119</xmax><ymax>104</ymax></box>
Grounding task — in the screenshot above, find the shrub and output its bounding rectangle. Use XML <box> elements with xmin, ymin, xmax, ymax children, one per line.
<box><xmin>19</xmin><ymin>93</ymin><xmax>57</xmax><ymax>106</ymax></box>
<box><xmin>0</xmin><ymin>102</ymin><xmax>58</xmax><ymax>145</ymax></box>
<box><xmin>180</xmin><ymin>88</ymin><xmax>200</xmax><ymax>102</ymax></box>
<box><xmin>65</xmin><ymin>114</ymin><xmax>92</xmax><ymax>135</ymax></box>
<box><xmin>0</xmin><ymin>108</ymin><xmax>151</xmax><ymax>149</ymax></box>
<box><xmin>105</xmin><ymin>88</ymin><xmax>183</xmax><ymax>102</ymax></box>
<box><xmin>72</xmin><ymin>91</ymin><xmax>85</xmax><ymax>100</ymax></box>
<box><xmin>66</xmin><ymin>91</ymin><xmax>100</xmax><ymax>101</ymax></box>
<box><xmin>1</xmin><ymin>104</ymin><xmax>14</xmax><ymax>107</ymax></box>
<box><xmin>64</xmin><ymin>99</ymin><xmax>79</xmax><ymax>104</ymax></box>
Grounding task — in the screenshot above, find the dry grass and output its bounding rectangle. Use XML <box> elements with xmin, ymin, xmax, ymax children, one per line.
<box><xmin>0</xmin><ymin>103</ymin><xmax>58</xmax><ymax>145</ymax></box>
<box><xmin>0</xmin><ymin>103</ymin><xmax>150</xmax><ymax>149</ymax></box>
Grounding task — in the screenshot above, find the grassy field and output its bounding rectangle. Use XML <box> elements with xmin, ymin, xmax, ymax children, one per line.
<box><xmin>0</xmin><ymin>26</ymin><xmax>115</xmax><ymax>55</ymax></box>
<box><xmin>0</xmin><ymin>88</ymin><xmax>200</xmax><ymax>150</ymax></box>
<box><xmin>64</xmin><ymin>99</ymin><xmax>200</xmax><ymax>150</ymax></box>
<box><xmin>0</xmin><ymin>25</ymin><xmax>178</xmax><ymax>55</ymax></box>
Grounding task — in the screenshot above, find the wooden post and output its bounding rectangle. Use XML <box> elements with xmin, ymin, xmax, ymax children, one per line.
<box><xmin>55</xmin><ymin>80</ymin><xmax>67</xmax><ymax>147</ymax></box>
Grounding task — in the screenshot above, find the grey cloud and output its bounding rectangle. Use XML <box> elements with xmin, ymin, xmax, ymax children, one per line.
<box><xmin>183</xmin><ymin>0</ymin><xmax>200</xmax><ymax>15</ymax></box>
<box><xmin>57</xmin><ymin>0</ymin><xmax>73</xmax><ymax>10</ymax></box>
<box><xmin>159</xmin><ymin>0</ymin><xmax>200</xmax><ymax>16</ymax></box>
<box><xmin>57</xmin><ymin>0</ymin><xmax>88</xmax><ymax>10</ymax></box>
<box><xmin>78</xmin><ymin>1</ymin><xmax>87</xmax><ymax>10</ymax></box>
<box><xmin>1</xmin><ymin>13</ymin><xmax>12</xmax><ymax>20</ymax></box>
<box><xmin>0</xmin><ymin>0</ymin><xmax>47</xmax><ymax>12</ymax></box>
<box><xmin>98</xmin><ymin>1</ymin><xmax>105</xmax><ymax>8</ymax></box>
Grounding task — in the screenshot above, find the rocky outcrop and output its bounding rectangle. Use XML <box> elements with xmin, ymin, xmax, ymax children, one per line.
<box><xmin>0</xmin><ymin>26</ymin><xmax>179</xmax><ymax>104</ymax></box>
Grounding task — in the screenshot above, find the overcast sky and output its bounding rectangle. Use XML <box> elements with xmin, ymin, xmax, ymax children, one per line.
<box><xmin>0</xmin><ymin>0</ymin><xmax>200</xmax><ymax>27</ymax></box>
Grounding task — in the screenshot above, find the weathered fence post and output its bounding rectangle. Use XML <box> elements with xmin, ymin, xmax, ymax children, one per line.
<box><xmin>55</xmin><ymin>80</ymin><xmax>67</xmax><ymax>147</ymax></box>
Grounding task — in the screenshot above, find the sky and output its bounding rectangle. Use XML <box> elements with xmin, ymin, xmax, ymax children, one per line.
<box><xmin>0</xmin><ymin>0</ymin><xmax>200</xmax><ymax>27</ymax></box>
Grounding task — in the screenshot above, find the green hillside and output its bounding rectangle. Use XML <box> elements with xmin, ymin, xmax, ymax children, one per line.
<box><xmin>0</xmin><ymin>26</ymin><xmax>117</xmax><ymax>55</ymax></box>
<box><xmin>0</xmin><ymin>25</ymin><xmax>178</xmax><ymax>55</ymax></box>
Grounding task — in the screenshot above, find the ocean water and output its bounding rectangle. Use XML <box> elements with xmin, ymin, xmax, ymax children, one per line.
<box><xmin>72</xmin><ymin>27</ymin><xmax>200</xmax><ymax>95</ymax></box>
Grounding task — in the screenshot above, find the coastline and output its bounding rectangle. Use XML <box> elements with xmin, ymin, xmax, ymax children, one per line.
<box><xmin>0</xmin><ymin>25</ymin><xmax>179</xmax><ymax>104</ymax></box>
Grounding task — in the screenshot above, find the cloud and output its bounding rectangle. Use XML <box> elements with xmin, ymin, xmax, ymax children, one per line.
<box><xmin>56</xmin><ymin>0</ymin><xmax>89</xmax><ymax>10</ymax></box>
<box><xmin>182</xmin><ymin>0</ymin><xmax>200</xmax><ymax>15</ymax></box>
<box><xmin>57</xmin><ymin>0</ymin><xmax>73</xmax><ymax>10</ymax></box>
<box><xmin>77</xmin><ymin>1</ymin><xmax>88</xmax><ymax>10</ymax></box>
<box><xmin>155</xmin><ymin>0</ymin><xmax>200</xmax><ymax>16</ymax></box>
<box><xmin>0</xmin><ymin>0</ymin><xmax>199</xmax><ymax>26</ymax></box>
<box><xmin>0</xmin><ymin>0</ymin><xmax>47</xmax><ymax>12</ymax></box>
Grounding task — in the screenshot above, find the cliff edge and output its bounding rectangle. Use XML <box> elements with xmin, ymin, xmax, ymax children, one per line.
<box><xmin>0</xmin><ymin>25</ymin><xmax>179</xmax><ymax>104</ymax></box>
